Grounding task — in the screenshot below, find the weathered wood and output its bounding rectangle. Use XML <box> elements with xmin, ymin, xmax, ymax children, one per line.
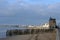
<box><xmin>6</xmin><ymin>29</ymin><xmax>55</xmax><ymax>36</ymax></box>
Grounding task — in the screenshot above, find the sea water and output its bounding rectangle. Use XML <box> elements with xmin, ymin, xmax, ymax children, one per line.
<box><xmin>0</xmin><ymin>27</ymin><xmax>25</xmax><ymax>38</ymax></box>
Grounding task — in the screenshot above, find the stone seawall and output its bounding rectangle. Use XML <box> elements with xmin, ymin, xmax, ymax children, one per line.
<box><xmin>6</xmin><ymin>29</ymin><xmax>55</xmax><ymax>36</ymax></box>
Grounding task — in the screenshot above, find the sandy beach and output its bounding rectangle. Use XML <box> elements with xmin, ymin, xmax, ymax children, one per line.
<box><xmin>0</xmin><ymin>31</ymin><xmax>56</xmax><ymax>40</ymax></box>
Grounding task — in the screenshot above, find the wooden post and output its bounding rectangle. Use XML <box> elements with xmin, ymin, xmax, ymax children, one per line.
<box><xmin>22</xmin><ymin>30</ymin><xmax>24</xmax><ymax>34</ymax></box>
<box><xmin>30</xmin><ymin>29</ymin><xmax>31</xmax><ymax>34</ymax></box>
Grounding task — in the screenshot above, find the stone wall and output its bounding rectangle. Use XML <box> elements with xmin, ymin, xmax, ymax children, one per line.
<box><xmin>6</xmin><ymin>29</ymin><xmax>55</xmax><ymax>36</ymax></box>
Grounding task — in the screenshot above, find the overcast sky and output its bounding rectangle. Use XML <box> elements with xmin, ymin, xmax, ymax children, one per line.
<box><xmin>0</xmin><ymin>0</ymin><xmax>60</xmax><ymax>25</ymax></box>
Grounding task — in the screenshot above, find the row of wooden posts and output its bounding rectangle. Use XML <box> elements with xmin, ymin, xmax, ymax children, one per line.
<box><xmin>6</xmin><ymin>29</ymin><xmax>55</xmax><ymax>36</ymax></box>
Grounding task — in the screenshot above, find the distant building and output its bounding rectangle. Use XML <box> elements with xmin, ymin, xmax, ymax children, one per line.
<box><xmin>49</xmin><ymin>17</ymin><xmax>56</xmax><ymax>29</ymax></box>
<box><xmin>42</xmin><ymin>23</ymin><xmax>49</xmax><ymax>28</ymax></box>
<box><xmin>39</xmin><ymin>23</ymin><xmax>49</xmax><ymax>29</ymax></box>
<box><xmin>28</xmin><ymin>25</ymin><xmax>34</xmax><ymax>27</ymax></box>
<box><xmin>27</xmin><ymin>23</ymin><xmax>49</xmax><ymax>29</ymax></box>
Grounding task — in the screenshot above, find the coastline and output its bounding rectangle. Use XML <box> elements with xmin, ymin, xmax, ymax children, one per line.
<box><xmin>0</xmin><ymin>30</ymin><xmax>56</xmax><ymax>40</ymax></box>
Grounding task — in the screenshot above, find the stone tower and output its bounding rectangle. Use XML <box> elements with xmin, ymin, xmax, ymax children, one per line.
<box><xmin>49</xmin><ymin>17</ymin><xmax>56</xmax><ymax>29</ymax></box>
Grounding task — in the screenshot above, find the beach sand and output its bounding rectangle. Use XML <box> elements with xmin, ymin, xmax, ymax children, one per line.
<box><xmin>0</xmin><ymin>31</ymin><xmax>56</xmax><ymax>40</ymax></box>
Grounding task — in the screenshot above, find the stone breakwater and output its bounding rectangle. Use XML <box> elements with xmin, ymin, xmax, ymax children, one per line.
<box><xmin>6</xmin><ymin>29</ymin><xmax>56</xmax><ymax>36</ymax></box>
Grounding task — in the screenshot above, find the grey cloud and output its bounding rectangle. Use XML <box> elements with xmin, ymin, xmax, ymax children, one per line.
<box><xmin>0</xmin><ymin>0</ymin><xmax>60</xmax><ymax>24</ymax></box>
<box><xmin>0</xmin><ymin>0</ymin><xmax>60</xmax><ymax>17</ymax></box>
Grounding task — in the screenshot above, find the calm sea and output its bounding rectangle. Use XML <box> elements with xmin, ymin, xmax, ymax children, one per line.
<box><xmin>0</xmin><ymin>27</ymin><xmax>25</xmax><ymax>38</ymax></box>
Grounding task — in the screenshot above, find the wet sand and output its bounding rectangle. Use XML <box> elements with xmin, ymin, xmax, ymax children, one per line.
<box><xmin>0</xmin><ymin>31</ymin><xmax>56</xmax><ymax>40</ymax></box>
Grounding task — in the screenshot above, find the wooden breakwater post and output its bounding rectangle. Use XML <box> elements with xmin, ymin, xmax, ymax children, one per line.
<box><xmin>6</xmin><ymin>29</ymin><xmax>39</xmax><ymax>36</ymax></box>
